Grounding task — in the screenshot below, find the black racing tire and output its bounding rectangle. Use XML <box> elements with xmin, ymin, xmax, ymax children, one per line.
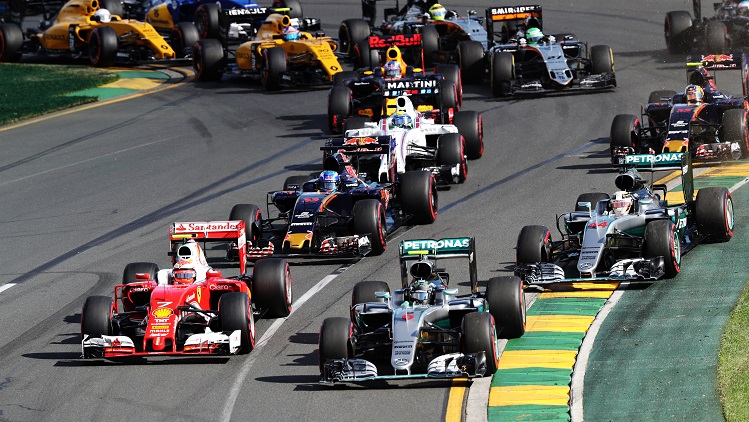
<box><xmin>643</xmin><ymin>219</ymin><xmax>681</xmax><ymax>279</ymax></box>
<box><xmin>648</xmin><ymin>89</ymin><xmax>677</xmax><ymax>104</ymax></box>
<box><xmin>441</xmin><ymin>81</ymin><xmax>457</xmax><ymax>115</ymax></box>
<box><xmin>491</xmin><ymin>51</ymin><xmax>514</xmax><ymax>97</ymax></box>
<box><xmin>351</xmin><ymin>280</ymin><xmax>390</xmax><ymax>306</ymax></box>
<box><xmin>343</xmin><ymin>116</ymin><xmax>370</xmax><ymax>133</ymax></box>
<box><xmin>516</xmin><ymin>225</ymin><xmax>551</xmax><ymax>265</ymax></box>
<box><xmin>170</xmin><ymin>22</ymin><xmax>199</xmax><ymax>58</ymax></box>
<box><xmin>219</xmin><ymin>292</ymin><xmax>255</xmax><ymax>353</ymax></box>
<box><xmin>80</xmin><ymin>296</ymin><xmax>113</xmax><ymax>341</ymax></box>
<box><xmin>0</xmin><ymin>23</ymin><xmax>23</xmax><ymax>62</ymax></box>
<box><xmin>229</xmin><ymin>203</ymin><xmax>262</xmax><ymax>245</ymax></box>
<box><xmin>610</xmin><ymin>114</ymin><xmax>640</xmax><ymax>156</ymax></box>
<box><xmin>485</xmin><ymin>276</ymin><xmax>525</xmax><ymax>339</ymax></box>
<box><xmin>665</xmin><ymin>11</ymin><xmax>692</xmax><ymax>54</ymax></box>
<box><xmin>99</xmin><ymin>0</ymin><xmax>123</xmax><ymax>19</ymax></box>
<box><xmin>192</xmin><ymin>38</ymin><xmax>224</xmax><ymax>81</ymax></box>
<box><xmin>695</xmin><ymin>187</ymin><xmax>734</xmax><ymax>242</ymax></box>
<box><xmin>88</xmin><ymin>26</ymin><xmax>117</xmax><ymax>67</ymax></box>
<box><xmin>575</xmin><ymin>192</ymin><xmax>609</xmax><ymax>212</ymax></box>
<box><xmin>436</xmin><ymin>63</ymin><xmax>462</xmax><ymax>106</ymax></box>
<box><xmin>704</xmin><ymin>20</ymin><xmax>728</xmax><ymax>53</ymax></box>
<box><xmin>590</xmin><ymin>45</ymin><xmax>614</xmax><ymax>75</ymax></box>
<box><xmin>457</xmin><ymin>40</ymin><xmax>484</xmax><ymax>84</ymax></box>
<box><xmin>453</xmin><ymin>110</ymin><xmax>483</xmax><ymax>159</ymax></box>
<box><xmin>283</xmin><ymin>175</ymin><xmax>310</xmax><ymax>191</ymax></box>
<box><xmin>339</xmin><ymin>18</ymin><xmax>370</xmax><ymax>56</ymax></box>
<box><xmin>400</xmin><ymin>170</ymin><xmax>438</xmax><ymax>224</ymax></box>
<box><xmin>195</xmin><ymin>3</ymin><xmax>220</xmax><ymax>39</ymax></box>
<box><xmin>420</xmin><ymin>24</ymin><xmax>439</xmax><ymax>67</ymax></box>
<box><xmin>461</xmin><ymin>312</ymin><xmax>499</xmax><ymax>376</ymax></box>
<box><xmin>354</xmin><ymin>39</ymin><xmax>379</xmax><ymax>69</ymax></box>
<box><xmin>436</xmin><ymin>133</ymin><xmax>467</xmax><ymax>184</ymax></box>
<box><xmin>318</xmin><ymin>317</ymin><xmax>351</xmax><ymax>373</ymax></box>
<box><xmin>328</xmin><ymin>86</ymin><xmax>352</xmax><ymax>133</ymax></box>
<box><xmin>332</xmin><ymin>70</ymin><xmax>358</xmax><ymax>87</ymax></box>
<box><xmin>122</xmin><ymin>262</ymin><xmax>159</xmax><ymax>284</ymax></box>
<box><xmin>721</xmin><ymin>109</ymin><xmax>749</xmax><ymax>159</ymax></box>
<box><xmin>251</xmin><ymin>258</ymin><xmax>292</xmax><ymax>318</ymax></box>
<box><xmin>274</xmin><ymin>0</ymin><xmax>303</xmax><ymax>19</ymax></box>
<box><xmin>352</xmin><ymin>199</ymin><xmax>387</xmax><ymax>255</ymax></box>
<box><xmin>262</xmin><ymin>47</ymin><xmax>287</xmax><ymax>91</ymax></box>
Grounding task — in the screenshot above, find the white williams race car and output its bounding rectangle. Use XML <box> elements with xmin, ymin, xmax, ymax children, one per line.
<box><xmin>343</xmin><ymin>95</ymin><xmax>483</xmax><ymax>185</ymax></box>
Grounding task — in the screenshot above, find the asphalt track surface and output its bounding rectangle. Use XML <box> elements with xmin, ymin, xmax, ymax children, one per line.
<box><xmin>0</xmin><ymin>1</ymin><xmax>739</xmax><ymax>421</ymax></box>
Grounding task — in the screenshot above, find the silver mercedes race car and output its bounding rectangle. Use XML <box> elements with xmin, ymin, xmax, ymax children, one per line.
<box><xmin>318</xmin><ymin>237</ymin><xmax>526</xmax><ymax>384</ymax></box>
<box><xmin>515</xmin><ymin>153</ymin><xmax>734</xmax><ymax>285</ymax></box>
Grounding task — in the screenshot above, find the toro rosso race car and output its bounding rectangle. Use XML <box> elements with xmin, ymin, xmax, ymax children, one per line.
<box><xmin>192</xmin><ymin>10</ymin><xmax>341</xmax><ymax>90</ymax></box>
<box><xmin>328</xmin><ymin>33</ymin><xmax>463</xmax><ymax>133</ymax></box>
<box><xmin>475</xmin><ymin>5</ymin><xmax>615</xmax><ymax>97</ymax></box>
<box><xmin>0</xmin><ymin>0</ymin><xmax>182</xmax><ymax>65</ymax></box>
<box><xmin>80</xmin><ymin>226</ymin><xmax>293</xmax><ymax>359</ymax></box>
<box><xmin>665</xmin><ymin>0</ymin><xmax>749</xmax><ymax>54</ymax></box>
<box><xmin>318</xmin><ymin>237</ymin><xmax>526</xmax><ymax>384</ymax></box>
<box><xmin>341</xmin><ymin>95</ymin><xmax>483</xmax><ymax>184</ymax></box>
<box><xmin>610</xmin><ymin>54</ymin><xmax>749</xmax><ymax>163</ymax></box>
<box><xmin>515</xmin><ymin>153</ymin><xmax>734</xmax><ymax>285</ymax></box>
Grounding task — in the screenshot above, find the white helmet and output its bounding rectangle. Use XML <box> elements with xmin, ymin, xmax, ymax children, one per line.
<box><xmin>612</xmin><ymin>191</ymin><xmax>633</xmax><ymax>217</ymax></box>
<box><xmin>738</xmin><ymin>1</ymin><xmax>749</xmax><ymax>16</ymax></box>
<box><xmin>94</xmin><ymin>8</ymin><xmax>111</xmax><ymax>23</ymax></box>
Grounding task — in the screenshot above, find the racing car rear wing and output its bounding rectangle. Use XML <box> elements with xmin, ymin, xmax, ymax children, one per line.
<box><xmin>614</xmin><ymin>152</ymin><xmax>694</xmax><ymax>204</ymax></box>
<box><xmin>215</xmin><ymin>8</ymin><xmax>320</xmax><ymax>47</ymax></box>
<box><xmin>485</xmin><ymin>5</ymin><xmax>542</xmax><ymax>47</ymax></box>
<box><xmin>398</xmin><ymin>237</ymin><xmax>479</xmax><ymax>293</ymax></box>
<box><xmin>322</xmin><ymin>136</ymin><xmax>392</xmax><ymax>155</ymax></box>
<box><xmin>169</xmin><ymin>221</ymin><xmax>247</xmax><ymax>274</ymax></box>
<box><xmin>685</xmin><ymin>53</ymin><xmax>749</xmax><ymax>100</ymax></box>
<box><xmin>368</xmin><ymin>34</ymin><xmax>425</xmax><ymax>68</ymax></box>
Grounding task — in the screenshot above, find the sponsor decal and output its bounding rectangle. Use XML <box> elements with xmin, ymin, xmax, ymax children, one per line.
<box><xmin>402</xmin><ymin>238</ymin><xmax>470</xmax><ymax>252</ymax></box>
<box><xmin>152</xmin><ymin>308</ymin><xmax>173</xmax><ymax>318</ymax></box>
<box><xmin>150</xmin><ymin>325</ymin><xmax>170</xmax><ymax>330</ymax></box>
<box><xmin>368</xmin><ymin>34</ymin><xmax>421</xmax><ymax>48</ymax></box>
<box><xmin>128</xmin><ymin>287</ymin><xmax>151</xmax><ymax>292</ymax></box>
<box><xmin>394</xmin><ymin>358</ymin><xmax>409</xmax><ymax>365</ymax></box>
<box><xmin>383</xmin><ymin>79</ymin><xmax>438</xmax><ymax>90</ymax></box>
<box><xmin>173</xmin><ymin>222</ymin><xmax>240</xmax><ymax>232</ymax></box>
<box><xmin>624</xmin><ymin>153</ymin><xmax>683</xmax><ymax>165</ymax></box>
<box><xmin>291</xmin><ymin>222</ymin><xmax>313</xmax><ymax>226</ymax></box>
<box><xmin>295</xmin><ymin>211</ymin><xmax>312</xmax><ymax>218</ymax></box>
<box><xmin>672</xmin><ymin>120</ymin><xmax>688</xmax><ymax>127</ymax></box>
<box><xmin>394</xmin><ymin>350</ymin><xmax>411</xmax><ymax>355</ymax></box>
<box><xmin>402</xmin><ymin>313</ymin><xmax>414</xmax><ymax>321</ymax></box>
<box><xmin>152</xmin><ymin>318</ymin><xmax>170</xmax><ymax>324</ymax></box>
<box><xmin>588</xmin><ymin>221</ymin><xmax>608</xmax><ymax>228</ymax></box>
<box><xmin>196</xmin><ymin>286</ymin><xmax>202</xmax><ymax>303</ymax></box>
<box><xmin>225</xmin><ymin>7</ymin><xmax>266</xmax><ymax>15</ymax></box>
<box><xmin>44</xmin><ymin>33</ymin><xmax>66</xmax><ymax>41</ymax></box>
<box><xmin>209</xmin><ymin>284</ymin><xmax>232</xmax><ymax>290</ymax></box>
<box><xmin>491</xmin><ymin>6</ymin><xmax>539</xmax><ymax>15</ymax></box>
<box><xmin>187</xmin><ymin>293</ymin><xmax>196</xmax><ymax>302</ymax></box>
<box><xmin>343</xmin><ymin>137</ymin><xmax>379</xmax><ymax>146</ymax></box>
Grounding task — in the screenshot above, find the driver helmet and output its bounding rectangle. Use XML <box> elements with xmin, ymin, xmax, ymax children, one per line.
<box><xmin>389</xmin><ymin>112</ymin><xmax>413</xmax><ymax>129</ymax></box>
<box><xmin>173</xmin><ymin>260</ymin><xmax>196</xmax><ymax>285</ymax></box>
<box><xmin>384</xmin><ymin>60</ymin><xmax>402</xmax><ymax>79</ymax></box>
<box><xmin>685</xmin><ymin>84</ymin><xmax>704</xmax><ymax>104</ymax></box>
<box><xmin>282</xmin><ymin>26</ymin><xmax>300</xmax><ymax>41</ymax></box>
<box><xmin>410</xmin><ymin>279</ymin><xmax>432</xmax><ymax>304</ymax></box>
<box><xmin>317</xmin><ymin>170</ymin><xmax>340</xmax><ymax>191</ymax></box>
<box><xmin>612</xmin><ymin>191</ymin><xmax>633</xmax><ymax>217</ymax></box>
<box><xmin>738</xmin><ymin>0</ymin><xmax>749</xmax><ymax>15</ymax></box>
<box><xmin>526</xmin><ymin>27</ymin><xmax>544</xmax><ymax>44</ymax></box>
<box><xmin>94</xmin><ymin>8</ymin><xmax>111</xmax><ymax>23</ymax></box>
<box><xmin>429</xmin><ymin>3</ymin><xmax>447</xmax><ymax>20</ymax></box>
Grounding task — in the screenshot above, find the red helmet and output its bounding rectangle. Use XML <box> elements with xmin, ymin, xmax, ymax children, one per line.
<box><xmin>173</xmin><ymin>260</ymin><xmax>196</xmax><ymax>284</ymax></box>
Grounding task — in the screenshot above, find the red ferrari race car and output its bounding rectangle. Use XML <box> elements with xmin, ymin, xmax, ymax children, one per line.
<box><xmin>80</xmin><ymin>221</ymin><xmax>292</xmax><ymax>359</ymax></box>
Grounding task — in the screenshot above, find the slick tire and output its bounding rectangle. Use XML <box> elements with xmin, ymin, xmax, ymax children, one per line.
<box><xmin>122</xmin><ymin>262</ymin><xmax>159</xmax><ymax>284</ymax></box>
<box><xmin>516</xmin><ymin>225</ymin><xmax>551</xmax><ymax>265</ymax></box>
<box><xmin>440</xmin><ymin>81</ymin><xmax>457</xmax><ymax>121</ymax></box>
<box><xmin>491</xmin><ymin>51</ymin><xmax>514</xmax><ymax>97</ymax></box>
<box><xmin>610</xmin><ymin>114</ymin><xmax>640</xmax><ymax>158</ymax></box>
<box><xmin>251</xmin><ymin>258</ymin><xmax>292</xmax><ymax>318</ymax></box>
<box><xmin>461</xmin><ymin>312</ymin><xmax>499</xmax><ymax>376</ymax></box>
<box><xmin>262</xmin><ymin>47</ymin><xmax>287</xmax><ymax>91</ymax></box>
<box><xmin>229</xmin><ymin>204</ymin><xmax>263</xmax><ymax>246</ymax></box>
<box><xmin>318</xmin><ymin>317</ymin><xmax>351</xmax><ymax>373</ymax></box>
<box><xmin>485</xmin><ymin>276</ymin><xmax>525</xmax><ymax>339</ymax></box>
<box><xmin>352</xmin><ymin>199</ymin><xmax>387</xmax><ymax>255</ymax></box>
<box><xmin>282</xmin><ymin>175</ymin><xmax>310</xmax><ymax>191</ymax></box>
<box><xmin>195</xmin><ymin>3</ymin><xmax>220</xmax><ymax>39</ymax></box>
<box><xmin>420</xmin><ymin>24</ymin><xmax>439</xmax><ymax>67</ymax></box>
<box><xmin>273</xmin><ymin>0</ymin><xmax>303</xmax><ymax>19</ymax></box>
<box><xmin>353</xmin><ymin>38</ymin><xmax>379</xmax><ymax>69</ymax></box>
<box><xmin>192</xmin><ymin>38</ymin><xmax>224</xmax><ymax>81</ymax></box>
<box><xmin>457</xmin><ymin>40</ymin><xmax>484</xmax><ymax>84</ymax></box>
<box><xmin>643</xmin><ymin>219</ymin><xmax>681</xmax><ymax>278</ymax></box>
<box><xmin>648</xmin><ymin>90</ymin><xmax>676</xmax><ymax>104</ymax></box>
<box><xmin>695</xmin><ymin>187</ymin><xmax>734</xmax><ymax>242</ymax></box>
<box><xmin>80</xmin><ymin>296</ymin><xmax>113</xmax><ymax>342</ymax></box>
<box><xmin>0</xmin><ymin>23</ymin><xmax>23</xmax><ymax>62</ymax></box>
<box><xmin>436</xmin><ymin>63</ymin><xmax>462</xmax><ymax>106</ymax></box>
<box><xmin>704</xmin><ymin>20</ymin><xmax>728</xmax><ymax>53</ymax></box>
<box><xmin>88</xmin><ymin>26</ymin><xmax>117</xmax><ymax>67</ymax></box>
<box><xmin>339</xmin><ymin>18</ymin><xmax>370</xmax><ymax>56</ymax></box>
<box><xmin>453</xmin><ymin>110</ymin><xmax>483</xmax><ymax>159</ymax></box>
<box><xmin>328</xmin><ymin>86</ymin><xmax>352</xmax><ymax>133</ymax></box>
<box><xmin>343</xmin><ymin>116</ymin><xmax>370</xmax><ymax>133</ymax></box>
<box><xmin>721</xmin><ymin>108</ymin><xmax>749</xmax><ymax>159</ymax></box>
<box><xmin>401</xmin><ymin>170</ymin><xmax>438</xmax><ymax>224</ymax></box>
<box><xmin>665</xmin><ymin>11</ymin><xmax>692</xmax><ymax>54</ymax></box>
<box><xmin>590</xmin><ymin>45</ymin><xmax>614</xmax><ymax>75</ymax></box>
<box><xmin>575</xmin><ymin>192</ymin><xmax>609</xmax><ymax>212</ymax></box>
<box><xmin>219</xmin><ymin>292</ymin><xmax>255</xmax><ymax>353</ymax></box>
<box><xmin>351</xmin><ymin>280</ymin><xmax>390</xmax><ymax>307</ymax></box>
<box><xmin>436</xmin><ymin>133</ymin><xmax>467</xmax><ymax>184</ymax></box>
<box><xmin>332</xmin><ymin>70</ymin><xmax>357</xmax><ymax>87</ymax></box>
<box><xmin>170</xmin><ymin>22</ymin><xmax>199</xmax><ymax>58</ymax></box>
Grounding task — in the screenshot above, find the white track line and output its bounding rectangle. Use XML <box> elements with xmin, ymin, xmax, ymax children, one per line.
<box><xmin>221</xmin><ymin>264</ymin><xmax>352</xmax><ymax>422</ymax></box>
<box><xmin>0</xmin><ymin>283</ymin><xmax>17</xmax><ymax>294</ymax></box>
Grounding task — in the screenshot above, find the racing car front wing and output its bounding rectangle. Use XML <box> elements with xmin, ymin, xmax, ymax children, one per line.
<box><xmin>511</xmin><ymin>72</ymin><xmax>616</xmax><ymax>97</ymax></box>
<box><xmin>320</xmin><ymin>352</ymin><xmax>488</xmax><ymax>384</ymax></box>
<box><xmin>81</xmin><ymin>331</ymin><xmax>243</xmax><ymax>358</ymax></box>
<box><xmin>517</xmin><ymin>258</ymin><xmax>665</xmax><ymax>285</ymax></box>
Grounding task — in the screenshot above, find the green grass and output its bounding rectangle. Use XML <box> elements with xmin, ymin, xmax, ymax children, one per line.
<box><xmin>0</xmin><ymin>64</ymin><xmax>118</xmax><ymax>126</ymax></box>
<box><xmin>719</xmin><ymin>282</ymin><xmax>749</xmax><ymax>421</ymax></box>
